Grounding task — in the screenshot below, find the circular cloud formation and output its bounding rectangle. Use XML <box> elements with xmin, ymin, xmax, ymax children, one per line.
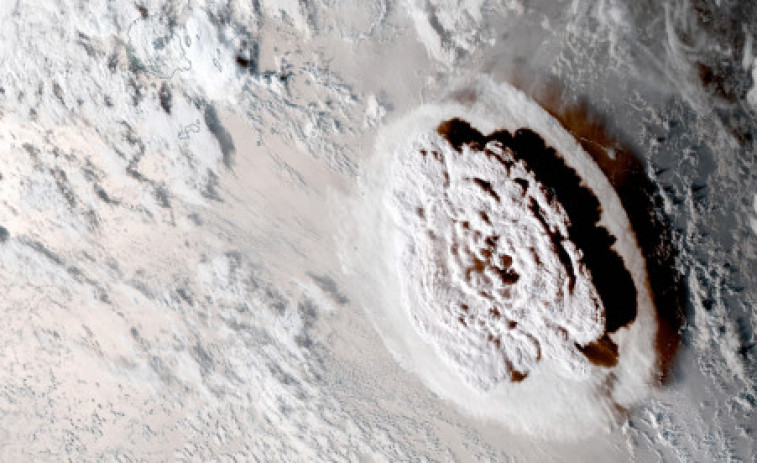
<box><xmin>390</xmin><ymin>118</ymin><xmax>638</xmax><ymax>391</ymax></box>
<box><xmin>347</xmin><ymin>77</ymin><xmax>668</xmax><ymax>440</ymax></box>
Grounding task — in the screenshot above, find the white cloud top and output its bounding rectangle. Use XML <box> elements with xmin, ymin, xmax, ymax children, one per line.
<box><xmin>389</xmin><ymin>130</ymin><xmax>607</xmax><ymax>389</ymax></box>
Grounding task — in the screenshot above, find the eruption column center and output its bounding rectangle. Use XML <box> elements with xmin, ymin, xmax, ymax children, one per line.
<box><xmin>389</xmin><ymin>119</ymin><xmax>637</xmax><ymax>391</ymax></box>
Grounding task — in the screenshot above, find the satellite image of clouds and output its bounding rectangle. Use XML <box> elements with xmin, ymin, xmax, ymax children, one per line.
<box><xmin>0</xmin><ymin>0</ymin><xmax>755</xmax><ymax>461</ymax></box>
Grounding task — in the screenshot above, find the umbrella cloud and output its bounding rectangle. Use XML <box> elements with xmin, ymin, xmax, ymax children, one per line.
<box><xmin>349</xmin><ymin>78</ymin><xmax>681</xmax><ymax>439</ymax></box>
